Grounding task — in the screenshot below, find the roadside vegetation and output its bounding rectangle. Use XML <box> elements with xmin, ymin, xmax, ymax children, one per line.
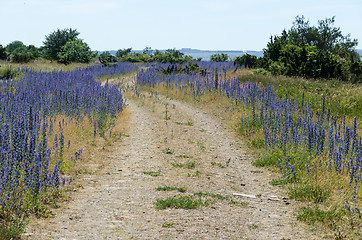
<box><xmin>136</xmin><ymin>60</ymin><xmax>361</xmax><ymax>238</ymax></box>
<box><xmin>0</xmin><ymin>63</ymin><xmax>137</xmax><ymax>238</ymax></box>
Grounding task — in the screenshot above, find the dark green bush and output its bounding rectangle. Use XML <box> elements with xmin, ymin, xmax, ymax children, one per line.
<box><xmin>98</xmin><ymin>51</ymin><xmax>118</xmax><ymax>67</ymax></box>
<box><xmin>261</xmin><ymin>16</ymin><xmax>361</xmax><ymax>81</ymax></box>
<box><xmin>210</xmin><ymin>53</ymin><xmax>229</xmax><ymax>62</ymax></box>
<box><xmin>0</xmin><ymin>45</ymin><xmax>7</xmax><ymax>60</ymax></box>
<box><xmin>9</xmin><ymin>49</ymin><xmax>33</xmax><ymax>63</ymax></box>
<box><xmin>58</xmin><ymin>39</ymin><xmax>93</xmax><ymax>64</ymax></box>
<box><xmin>234</xmin><ymin>54</ymin><xmax>258</xmax><ymax>68</ymax></box>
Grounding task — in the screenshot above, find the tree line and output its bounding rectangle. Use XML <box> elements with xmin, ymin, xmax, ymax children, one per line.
<box><xmin>1</xmin><ymin>16</ymin><xmax>361</xmax><ymax>82</ymax></box>
<box><xmin>0</xmin><ymin>28</ymin><xmax>198</xmax><ymax>65</ymax></box>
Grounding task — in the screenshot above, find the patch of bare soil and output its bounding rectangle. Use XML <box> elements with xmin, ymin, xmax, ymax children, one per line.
<box><xmin>23</xmin><ymin>77</ymin><xmax>319</xmax><ymax>239</ymax></box>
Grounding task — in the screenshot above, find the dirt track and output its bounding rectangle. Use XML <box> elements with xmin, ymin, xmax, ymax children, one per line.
<box><xmin>23</xmin><ymin>77</ymin><xmax>317</xmax><ymax>239</ymax></box>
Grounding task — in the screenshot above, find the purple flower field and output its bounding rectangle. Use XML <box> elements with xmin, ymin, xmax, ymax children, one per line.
<box><xmin>137</xmin><ymin>64</ymin><xmax>361</xmax><ymax>216</ymax></box>
<box><xmin>0</xmin><ymin>63</ymin><xmax>137</xmax><ymax>218</ymax></box>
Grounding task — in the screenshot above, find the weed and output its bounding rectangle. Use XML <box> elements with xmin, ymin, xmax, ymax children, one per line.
<box><xmin>156</xmin><ymin>186</ymin><xmax>186</xmax><ymax>193</ymax></box>
<box><xmin>188</xmin><ymin>170</ymin><xmax>201</xmax><ymax>177</ymax></box>
<box><xmin>250</xmin><ymin>139</ymin><xmax>265</xmax><ymax>149</ymax></box>
<box><xmin>176</xmin><ymin>154</ymin><xmax>192</xmax><ymax>159</ymax></box>
<box><xmin>297</xmin><ymin>205</ymin><xmax>343</xmax><ymax>224</ymax></box>
<box><xmin>171</xmin><ymin>161</ymin><xmax>196</xmax><ymax>169</ymax></box>
<box><xmin>162</xmin><ymin>222</ymin><xmax>174</xmax><ymax>228</ymax></box>
<box><xmin>0</xmin><ymin>218</ymin><xmax>27</xmax><ymax>240</ymax></box>
<box><xmin>229</xmin><ymin>199</ymin><xmax>249</xmax><ymax>207</ymax></box>
<box><xmin>289</xmin><ymin>185</ymin><xmax>331</xmax><ymax>203</ymax></box>
<box><xmin>164</xmin><ymin>103</ymin><xmax>171</xmax><ymax>120</ymax></box>
<box><xmin>186</xmin><ymin>121</ymin><xmax>194</xmax><ymax>126</ymax></box>
<box><xmin>248</xmin><ymin>224</ymin><xmax>258</xmax><ymax>229</ymax></box>
<box><xmin>270</xmin><ymin>178</ymin><xmax>285</xmax><ymax>186</ymax></box>
<box><xmin>163</xmin><ymin>147</ymin><xmax>174</xmax><ymax>154</ymax></box>
<box><xmin>211</xmin><ymin>161</ymin><xmax>225</xmax><ymax>168</ymax></box>
<box><xmin>154</xmin><ymin>196</ymin><xmax>209</xmax><ymax>209</ymax></box>
<box><xmin>143</xmin><ymin>171</ymin><xmax>160</xmax><ymax>177</ymax></box>
<box><xmin>253</xmin><ymin>151</ymin><xmax>281</xmax><ymax>167</ymax></box>
<box><xmin>175</xmin><ymin>121</ymin><xmax>193</xmax><ymax>126</ymax></box>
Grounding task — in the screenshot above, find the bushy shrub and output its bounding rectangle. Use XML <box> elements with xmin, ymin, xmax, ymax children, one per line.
<box><xmin>210</xmin><ymin>53</ymin><xmax>229</xmax><ymax>62</ymax></box>
<box><xmin>261</xmin><ymin>16</ymin><xmax>361</xmax><ymax>81</ymax></box>
<box><xmin>0</xmin><ymin>67</ymin><xmax>17</xmax><ymax>79</ymax></box>
<box><xmin>98</xmin><ymin>51</ymin><xmax>118</xmax><ymax>66</ymax></box>
<box><xmin>9</xmin><ymin>48</ymin><xmax>33</xmax><ymax>63</ymax></box>
<box><xmin>57</xmin><ymin>39</ymin><xmax>93</xmax><ymax>64</ymax></box>
<box><xmin>43</xmin><ymin>28</ymin><xmax>80</xmax><ymax>60</ymax></box>
<box><xmin>0</xmin><ymin>44</ymin><xmax>7</xmax><ymax>60</ymax></box>
<box><xmin>234</xmin><ymin>54</ymin><xmax>258</xmax><ymax>68</ymax></box>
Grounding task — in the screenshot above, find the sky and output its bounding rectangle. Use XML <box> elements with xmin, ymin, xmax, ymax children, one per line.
<box><xmin>1</xmin><ymin>0</ymin><xmax>362</xmax><ymax>51</ymax></box>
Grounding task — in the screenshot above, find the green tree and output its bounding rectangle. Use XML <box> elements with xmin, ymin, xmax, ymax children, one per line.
<box><xmin>142</xmin><ymin>47</ymin><xmax>153</xmax><ymax>55</ymax></box>
<box><xmin>27</xmin><ymin>45</ymin><xmax>41</xmax><ymax>59</ymax></box>
<box><xmin>98</xmin><ymin>51</ymin><xmax>118</xmax><ymax>66</ymax></box>
<box><xmin>6</xmin><ymin>41</ymin><xmax>27</xmax><ymax>55</ymax></box>
<box><xmin>288</xmin><ymin>16</ymin><xmax>358</xmax><ymax>58</ymax></box>
<box><xmin>261</xmin><ymin>16</ymin><xmax>360</xmax><ymax>81</ymax></box>
<box><xmin>154</xmin><ymin>49</ymin><xmax>188</xmax><ymax>64</ymax></box>
<box><xmin>234</xmin><ymin>54</ymin><xmax>258</xmax><ymax>68</ymax></box>
<box><xmin>9</xmin><ymin>48</ymin><xmax>33</xmax><ymax>63</ymax></box>
<box><xmin>5</xmin><ymin>41</ymin><xmax>39</xmax><ymax>63</ymax></box>
<box><xmin>0</xmin><ymin>45</ymin><xmax>7</xmax><ymax>60</ymax></box>
<box><xmin>210</xmin><ymin>53</ymin><xmax>229</xmax><ymax>62</ymax></box>
<box><xmin>116</xmin><ymin>48</ymin><xmax>132</xmax><ymax>58</ymax></box>
<box><xmin>43</xmin><ymin>28</ymin><xmax>80</xmax><ymax>60</ymax></box>
<box><xmin>57</xmin><ymin>39</ymin><xmax>93</xmax><ymax>64</ymax></box>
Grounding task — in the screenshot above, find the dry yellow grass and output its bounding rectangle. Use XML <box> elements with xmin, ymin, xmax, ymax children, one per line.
<box><xmin>0</xmin><ymin>59</ymin><xmax>96</xmax><ymax>72</ymax></box>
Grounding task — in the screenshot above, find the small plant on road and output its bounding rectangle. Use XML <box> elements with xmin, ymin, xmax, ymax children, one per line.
<box><xmin>156</xmin><ymin>186</ymin><xmax>186</xmax><ymax>192</ymax></box>
<box><xmin>143</xmin><ymin>170</ymin><xmax>160</xmax><ymax>177</ymax></box>
<box><xmin>154</xmin><ymin>195</ymin><xmax>209</xmax><ymax>209</ymax></box>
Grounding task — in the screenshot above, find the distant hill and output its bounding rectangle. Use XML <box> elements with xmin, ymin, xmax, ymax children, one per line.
<box><xmin>105</xmin><ymin>48</ymin><xmax>362</xmax><ymax>61</ymax></box>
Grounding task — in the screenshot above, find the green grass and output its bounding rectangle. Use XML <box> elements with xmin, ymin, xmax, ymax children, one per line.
<box><xmin>171</xmin><ymin>161</ymin><xmax>196</xmax><ymax>169</ymax></box>
<box><xmin>176</xmin><ymin>154</ymin><xmax>192</xmax><ymax>159</ymax></box>
<box><xmin>143</xmin><ymin>171</ymin><xmax>160</xmax><ymax>177</ymax></box>
<box><xmin>297</xmin><ymin>205</ymin><xmax>343</xmax><ymax>224</ymax></box>
<box><xmin>253</xmin><ymin>150</ymin><xmax>282</xmax><ymax>167</ymax></box>
<box><xmin>0</xmin><ymin>219</ymin><xmax>27</xmax><ymax>240</ymax></box>
<box><xmin>162</xmin><ymin>222</ymin><xmax>174</xmax><ymax>228</ymax></box>
<box><xmin>156</xmin><ymin>186</ymin><xmax>186</xmax><ymax>193</ymax></box>
<box><xmin>163</xmin><ymin>147</ymin><xmax>174</xmax><ymax>154</ymax></box>
<box><xmin>228</xmin><ymin>199</ymin><xmax>249</xmax><ymax>207</ymax></box>
<box><xmin>187</xmin><ymin>170</ymin><xmax>201</xmax><ymax>177</ymax></box>
<box><xmin>175</xmin><ymin>121</ymin><xmax>193</xmax><ymax>126</ymax></box>
<box><xmin>154</xmin><ymin>196</ymin><xmax>209</xmax><ymax>209</ymax></box>
<box><xmin>243</xmin><ymin>71</ymin><xmax>362</xmax><ymax>118</ymax></box>
<box><xmin>270</xmin><ymin>178</ymin><xmax>285</xmax><ymax>186</ymax></box>
<box><xmin>211</xmin><ymin>161</ymin><xmax>225</xmax><ymax>168</ymax></box>
<box><xmin>0</xmin><ymin>59</ymin><xmax>96</xmax><ymax>73</ymax></box>
<box><xmin>289</xmin><ymin>185</ymin><xmax>331</xmax><ymax>204</ymax></box>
